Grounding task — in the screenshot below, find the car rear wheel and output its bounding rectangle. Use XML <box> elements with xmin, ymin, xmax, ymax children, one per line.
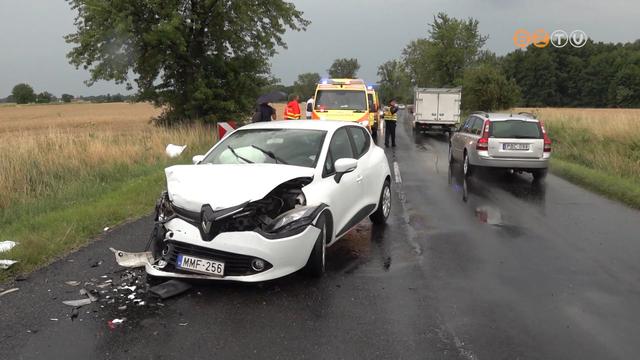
<box><xmin>463</xmin><ymin>152</ymin><xmax>474</xmax><ymax>177</ymax></box>
<box><xmin>305</xmin><ymin>213</ymin><xmax>327</xmax><ymax>277</ymax></box>
<box><xmin>370</xmin><ymin>180</ymin><xmax>391</xmax><ymax>224</ymax></box>
<box><xmin>532</xmin><ymin>168</ymin><xmax>548</xmax><ymax>181</ymax></box>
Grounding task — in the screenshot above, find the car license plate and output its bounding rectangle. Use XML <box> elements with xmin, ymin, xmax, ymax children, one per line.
<box><xmin>176</xmin><ymin>254</ymin><xmax>224</xmax><ymax>276</ymax></box>
<box><xmin>503</xmin><ymin>143</ymin><xmax>530</xmax><ymax>151</ymax></box>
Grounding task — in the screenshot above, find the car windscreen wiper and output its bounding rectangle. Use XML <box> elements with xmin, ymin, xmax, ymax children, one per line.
<box><xmin>251</xmin><ymin>145</ymin><xmax>289</xmax><ymax>164</ymax></box>
<box><xmin>227</xmin><ymin>145</ymin><xmax>253</xmax><ymax>164</ymax></box>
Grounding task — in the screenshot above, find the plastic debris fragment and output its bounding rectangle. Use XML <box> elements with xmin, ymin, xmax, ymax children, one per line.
<box><xmin>0</xmin><ymin>288</ymin><xmax>19</xmax><ymax>297</ymax></box>
<box><xmin>148</xmin><ymin>280</ymin><xmax>192</xmax><ymax>299</ymax></box>
<box><xmin>110</xmin><ymin>248</ymin><xmax>153</xmax><ymax>268</ymax></box>
<box><xmin>65</xmin><ymin>281</ymin><xmax>81</xmax><ymax>286</ymax></box>
<box><xmin>62</xmin><ymin>298</ymin><xmax>92</xmax><ymax>307</ymax></box>
<box><xmin>0</xmin><ymin>260</ymin><xmax>18</xmax><ymax>270</ymax></box>
<box><xmin>0</xmin><ymin>241</ymin><xmax>18</xmax><ymax>253</ymax></box>
<box><xmin>108</xmin><ymin>318</ymin><xmax>126</xmax><ymax>329</ymax></box>
<box><xmin>165</xmin><ymin>144</ymin><xmax>187</xmax><ymax>158</ymax></box>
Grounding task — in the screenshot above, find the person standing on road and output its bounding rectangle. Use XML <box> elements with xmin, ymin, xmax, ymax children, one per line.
<box><xmin>305</xmin><ymin>96</ymin><xmax>314</xmax><ymax>119</ymax></box>
<box><xmin>255</xmin><ymin>102</ymin><xmax>276</xmax><ymax>122</ymax></box>
<box><xmin>384</xmin><ymin>99</ymin><xmax>399</xmax><ymax>147</ymax></box>
<box><xmin>284</xmin><ymin>94</ymin><xmax>302</xmax><ymax>120</ymax></box>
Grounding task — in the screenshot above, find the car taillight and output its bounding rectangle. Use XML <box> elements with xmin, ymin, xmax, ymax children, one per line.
<box><xmin>476</xmin><ymin>137</ymin><xmax>488</xmax><ymax>151</ymax></box>
<box><xmin>476</xmin><ymin>119</ymin><xmax>490</xmax><ymax>150</ymax></box>
<box><xmin>540</xmin><ymin>121</ymin><xmax>552</xmax><ymax>152</ymax></box>
<box><xmin>543</xmin><ymin>135</ymin><xmax>552</xmax><ymax>152</ymax></box>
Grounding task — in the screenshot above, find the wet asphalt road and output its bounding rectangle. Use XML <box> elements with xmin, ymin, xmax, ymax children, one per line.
<box><xmin>2</xmin><ymin>112</ymin><xmax>640</xmax><ymax>359</ymax></box>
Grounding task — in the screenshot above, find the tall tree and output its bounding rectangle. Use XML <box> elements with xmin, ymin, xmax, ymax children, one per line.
<box><xmin>292</xmin><ymin>72</ymin><xmax>321</xmax><ymax>99</ymax></box>
<box><xmin>403</xmin><ymin>13</ymin><xmax>487</xmax><ymax>87</ymax></box>
<box><xmin>65</xmin><ymin>0</ymin><xmax>309</xmax><ymax>124</ymax></box>
<box><xmin>462</xmin><ymin>64</ymin><xmax>520</xmax><ymax>111</ymax></box>
<box><xmin>11</xmin><ymin>83</ymin><xmax>36</xmax><ymax>104</ymax></box>
<box><xmin>36</xmin><ymin>92</ymin><xmax>54</xmax><ymax>103</ymax></box>
<box><xmin>61</xmin><ymin>94</ymin><xmax>74</xmax><ymax>103</ymax></box>
<box><xmin>327</xmin><ymin>58</ymin><xmax>360</xmax><ymax>78</ymax></box>
<box><xmin>377</xmin><ymin>60</ymin><xmax>412</xmax><ymax>104</ymax></box>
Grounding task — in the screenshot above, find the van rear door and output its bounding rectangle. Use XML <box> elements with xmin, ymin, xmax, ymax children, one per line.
<box><xmin>437</xmin><ymin>92</ymin><xmax>461</xmax><ymax>123</ymax></box>
<box><xmin>487</xmin><ymin>120</ymin><xmax>544</xmax><ymax>159</ymax></box>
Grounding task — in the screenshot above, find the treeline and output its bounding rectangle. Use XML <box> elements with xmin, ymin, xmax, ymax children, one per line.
<box><xmin>0</xmin><ymin>83</ymin><xmax>135</xmax><ymax>104</ymax></box>
<box><xmin>377</xmin><ymin>13</ymin><xmax>640</xmax><ymax>110</ymax></box>
<box><xmin>503</xmin><ymin>41</ymin><xmax>640</xmax><ymax>108</ymax></box>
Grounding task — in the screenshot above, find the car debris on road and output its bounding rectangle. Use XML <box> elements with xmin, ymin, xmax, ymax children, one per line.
<box><xmin>148</xmin><ymin>279</ymin><xmax>192</xmax><ymax>299</ymax></box>
<box><xmin>0</xmin><ymin>287</ymin><xmax>19</xmax><ymax>297</ymax></box>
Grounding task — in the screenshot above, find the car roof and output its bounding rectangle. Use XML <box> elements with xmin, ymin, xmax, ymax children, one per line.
<box><xmin>240</xmin><ymin>120</ymin><xmax>357</xmax><ymax>131</ymax></box>
<box><xmin>473</xmin><ymin>112</ymin><xmax>540</xmax><ymax>122</ymax></box>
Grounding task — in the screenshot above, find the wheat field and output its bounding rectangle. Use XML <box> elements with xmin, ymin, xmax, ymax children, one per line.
<box><xmin>514</xmin><ymin>108</ymin><xmax>640</xmax><ymax>182</ymax></box>
<box><xmin>0</xmin><ymin>102</ymin><xmax>215</xmax><ymax>209</ymax></box>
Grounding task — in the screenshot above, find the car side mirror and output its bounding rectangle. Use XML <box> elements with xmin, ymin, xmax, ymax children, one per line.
<box><xmin>192</xmin><ymin>155</ymin><xmax>205</xmax><ymax>164</ymax></box>
<box><xmin>334</xmin><ymin>158</ymin><xmax>358</xmax><ymax>183</ymax></box>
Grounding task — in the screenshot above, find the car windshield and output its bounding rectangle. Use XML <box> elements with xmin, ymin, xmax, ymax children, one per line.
<box><xmin>315</xmin><ymin>90</ymin><xmax>367</xmax><ymax>111</ymax></box>
<box><xmin>490</xmin><ymin>120</ymin><xmax>542</xmax><ymax>139</ymax></box>
<box><xmin>202</xmin><ymin>129</ymin><xmax>327</xmax><ymax>168</ymax></box>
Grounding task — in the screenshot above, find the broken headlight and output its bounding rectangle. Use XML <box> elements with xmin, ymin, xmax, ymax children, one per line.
<box><xmin>267</xmin><ymin>206</ymin><xmax>318</xmax><ymax>233</ymax></box>
<box><xmin>155</xmin><ymin>191</ymin><xmax>174</xmax><ymax>222</ymax></box>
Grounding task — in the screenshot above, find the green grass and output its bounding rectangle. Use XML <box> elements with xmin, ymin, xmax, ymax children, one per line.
<box><xmin>550</xmin><ymin>158</ymin><xmax>640</xmax><ymax>209</ymax></box>
<box><xmin>0</xmin><ymin>154</ymin><xmax>201</xmax><ymax>283</ymax></box>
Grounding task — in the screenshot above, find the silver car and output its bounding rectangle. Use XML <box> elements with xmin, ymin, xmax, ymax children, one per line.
<box><xmin>448</xmin><ymin>112</ymin><xmax>552</xmax><ymax>180</ymax></box>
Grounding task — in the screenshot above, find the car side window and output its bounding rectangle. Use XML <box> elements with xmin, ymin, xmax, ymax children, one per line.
<box><xmin>347</xmin><ymin>126</ymin><xmax>370</xmax><ymax>159</ymax></box>
<box><xmin>323</xmin><ymin>128</ymin><xmax>354</xmax><ymax>177</ymax></box>
<box><xmin>471</xmin><ymin>117</ymin><xmax>483</xmax><ymax>135</ymax></box>
<box><xmin>462</xmin><ymin>117</ymin><xmax>473</xmax><ymax>133</ymax></box>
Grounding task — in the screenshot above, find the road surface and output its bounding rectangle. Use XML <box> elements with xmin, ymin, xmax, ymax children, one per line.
<box><xmin>2</xmin><ymin>112</ymin><xmax>639</xmax><ymax>359</ymax></box>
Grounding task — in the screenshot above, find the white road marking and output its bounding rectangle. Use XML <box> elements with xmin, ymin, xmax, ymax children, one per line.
<box><xmin>393</xmin><ymin>161</ymin><xmax>402</xmax><ymax>184</ymax></box>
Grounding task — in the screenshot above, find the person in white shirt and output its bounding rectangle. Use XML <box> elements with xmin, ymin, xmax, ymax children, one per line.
<box><xmin>305</xmin><ymin>97</ymin><xmax>314</xmax><ymax>119</ymax></box>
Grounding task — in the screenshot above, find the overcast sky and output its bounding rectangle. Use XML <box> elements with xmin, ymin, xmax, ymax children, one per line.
<box><xmin>1</xmin><ymin>0</ymin><xmax>639</xmax><ymax>97</ymax></box>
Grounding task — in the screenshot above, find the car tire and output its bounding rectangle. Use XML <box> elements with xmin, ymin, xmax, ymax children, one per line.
<box><xmin>370</xmin><ymin>180</ymin><xmax>391</xmax><ymax>224</ymax></box>
<box><xmin>305</xmin><ymin>213</ymin><xmax>327</xmax><ymax>278</ymax></box>
<box><xmin>463</xmin><ymin>151</ymin><xmax>474</xmax><ymax>177</ymax></box>
<box><xmin>448</xmin><ymin>144</ymin><xmax>455</xmax><ymax>164</ymax></box>
<box><xmin>532</xmin><ymin>168</ymin><xmax>548</xmax><ymax>181</ymax></box>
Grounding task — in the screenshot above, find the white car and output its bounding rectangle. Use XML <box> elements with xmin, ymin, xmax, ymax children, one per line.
<box><xmin>115</xmin><ymin>121</ymin><xmax>391</xmax><ymax>282</ymax></box>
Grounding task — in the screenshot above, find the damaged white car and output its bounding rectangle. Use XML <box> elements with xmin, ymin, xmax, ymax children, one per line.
<box><xmin>117</xmin><ymin>121</ymin><xmax>391</xmax><ymax>282</ymax></box>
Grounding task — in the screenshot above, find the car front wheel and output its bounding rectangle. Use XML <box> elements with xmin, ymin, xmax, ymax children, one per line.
<box><xmin>370</xmin><ymin>180</ymin><xmax>391</xmax><ymax>224</ymax></box>
<box><xmin>305</xmin><ymin>213</ymin><xmax>327</xmax><ymax>277</ymax></box>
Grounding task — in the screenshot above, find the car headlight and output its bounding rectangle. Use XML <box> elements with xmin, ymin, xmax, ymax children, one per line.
<box><xmin>268</xmin><ymin>206</ymin><xmax>318</xmax><ymax>233</ymax></box>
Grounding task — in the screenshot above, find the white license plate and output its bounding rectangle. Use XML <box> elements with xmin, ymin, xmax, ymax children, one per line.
<box><xmin>176</xmin><ymin>254</ymin><xmax>224</xmax><ymax>276</ymax></box>
<box><xmin>503</xmin><ymin>143</ymin><xmax>530</xmax><ymax>151</ymax></box>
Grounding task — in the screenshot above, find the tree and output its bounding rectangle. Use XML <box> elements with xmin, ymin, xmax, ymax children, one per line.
<box><xmin>402</xmin><ymin>13</ymin><xmax>487</xmax><ymax>87</ymax></box>
<box><xmin>36</xmin><ymin>92</ymin><xmax>54</xmax><ymax>103</ymax></box>
<box><xmin>61</xmin><ymin>94</ymin><xmax>74</xmax><ymax>103</ymax></box>
<box><xmin>65</xmin><ymin>0</ymin><xmax>309</xmax><ymax>124</ymax></box>
<box><xmin>12</xmin><ymin>83</ymin><xmax>36</xmax><ymax>104</ymax></box>
<box><xmin>293</xmin><ymin>72</ymin><xmax>320</xmax><ymax>99</ymax></box>
<box><xmin>461</xmin><ymin>64</ymin><xmax>520</xmax><ymax>111</ymax></box>
<box><xmin>327</xmin><ymin>58</ymin><xmax>360</xmax><ymax>78</ymax></box>
<box><xmin>377</xmin><ymin>60</ymin><xmax>412</xmax><ymax>104</ymax></box>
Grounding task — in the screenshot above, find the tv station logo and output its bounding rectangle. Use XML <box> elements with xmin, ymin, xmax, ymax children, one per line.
<box><xmin>513</xmin><ymin>29</ymin><xmax>588</xmax><ymax>48</ymax></box>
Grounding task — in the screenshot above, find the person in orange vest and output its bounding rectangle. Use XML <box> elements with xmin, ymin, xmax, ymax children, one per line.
<box><xmin>284</xmin><ymin>94</ymin><xmax>301</xmax><ymax>120</ymax></box>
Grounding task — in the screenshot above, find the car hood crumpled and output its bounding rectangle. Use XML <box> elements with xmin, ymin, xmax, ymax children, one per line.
<box><xmin>165</xmin><ymin>164</ymin><xmax>315</xmax><ymax>212</ymax></box>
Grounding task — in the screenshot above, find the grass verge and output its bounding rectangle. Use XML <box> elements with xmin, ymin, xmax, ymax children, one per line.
<box><xmin>0</xmin><ymin>162</ymin><xmax>171</xmax><ymax>282</ymax></box>
<box><xmin>550</xmin><ymin>158</ymin><xmax>640</xmax><ymax>210</ymax></box>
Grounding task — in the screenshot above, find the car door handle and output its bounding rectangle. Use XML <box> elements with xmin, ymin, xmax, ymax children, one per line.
<box><xmin>356</xmin><ymin>175</ymin><xmax>363</xmax><ymax>183</ymax></box>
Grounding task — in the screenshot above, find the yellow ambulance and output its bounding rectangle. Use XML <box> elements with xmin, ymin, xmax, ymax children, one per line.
<box><xmin>312</xmin><ymin>79</ymin><xmax>371</xmax><ymax>130</ymax></box>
